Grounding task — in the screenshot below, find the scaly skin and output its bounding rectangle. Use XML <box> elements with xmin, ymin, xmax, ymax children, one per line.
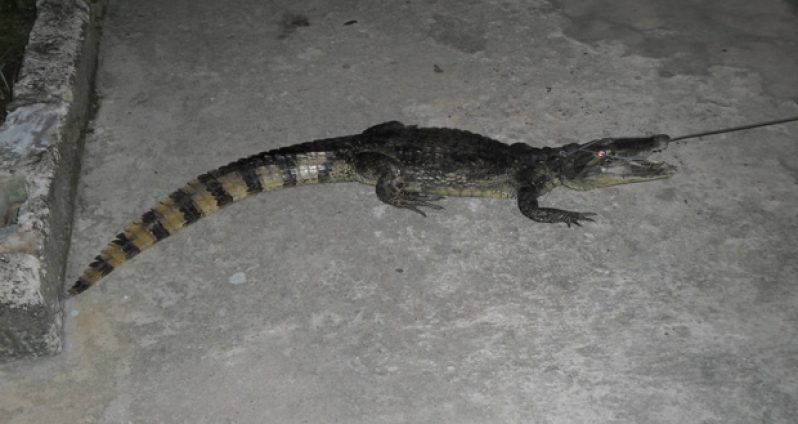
<box><xmin>69</xmin><ymin>121</ymin><xmax>675</xmax><ymax>296</ymax></box>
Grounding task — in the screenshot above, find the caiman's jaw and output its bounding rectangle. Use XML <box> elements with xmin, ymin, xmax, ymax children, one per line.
<box><xmin>560</xmin><ymin>135</ymin><xmax>676</xmax><ymax>190</ymax></box>
<box><xmin>563</xmin><ymin>157</ymin><xmax>676</xmax><ymax>190</ymax></box>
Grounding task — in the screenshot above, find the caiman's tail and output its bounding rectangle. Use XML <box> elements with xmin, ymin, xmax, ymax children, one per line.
<box><xmin>69</xmin><ymin>148</ymin><xmax>354</xmax><ymax>296</ymax></box>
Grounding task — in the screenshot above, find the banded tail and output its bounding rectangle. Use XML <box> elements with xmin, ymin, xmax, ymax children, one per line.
<box><xmin>69</xmin><ymin>148</ymin><xmax>353</xmax><ymax>296</ymax></box>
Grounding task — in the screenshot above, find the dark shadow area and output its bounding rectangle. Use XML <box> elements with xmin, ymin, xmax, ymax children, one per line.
<box><xmin>0</xmin><ymin>0</ymin><xmax>36</xmax><ymax>124</ymax></box>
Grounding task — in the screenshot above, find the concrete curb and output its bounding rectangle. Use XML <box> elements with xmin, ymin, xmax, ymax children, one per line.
<box><xmin>0</xmin><ymin>0</ymin><xmax>105</xmax><ymax>361</ymax></box>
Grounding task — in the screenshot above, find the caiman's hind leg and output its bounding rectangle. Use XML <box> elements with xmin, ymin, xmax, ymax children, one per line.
<box><xmin>517</xmin><ymin>186</ymin><xmax>595</xmax><ymax>227</ymax></box>
<box><xmin>376</xmin><ymin>177</ymin><xmax>444</xmax><ymax>217</ymax></box>
<box><xmin>354</xmin><ymin>152</ymin><xmax>444</xmax><ymax>217</ymax></box>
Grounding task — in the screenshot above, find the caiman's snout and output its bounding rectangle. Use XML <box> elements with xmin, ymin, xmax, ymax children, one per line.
<box><xmin>562</xmin><ymin>134</ymin><xmax>676</xmax><ymax>190</ymax></box>
<box><xmin>601</xmin><ymin>134</ymin><xmax>675</xmax><ymax>181</ymax></box>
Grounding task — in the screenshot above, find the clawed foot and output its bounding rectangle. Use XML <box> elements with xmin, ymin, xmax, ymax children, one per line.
<box><xmin>557</xmin><ymin>211</ymin><xmax>596</xmax><ymax>227</ymax></box>
<box><xmin>519</xmin><ymin>204</ymin><xmax>597</xmax><ymax>227</ymax></box>
<box><xmin>393</xmin><ymin>193</ymin><xmax>445</xmax><ymax>217</ymax></box>
<box><xmin>374</xmin><ymin>173</ymin><xmax>445</xmax><ymax>217</ymax></box>
<box><xmin>517</xmin><ymin>186</ymin><xmax>597</xmax><ymax>227</ymax></box>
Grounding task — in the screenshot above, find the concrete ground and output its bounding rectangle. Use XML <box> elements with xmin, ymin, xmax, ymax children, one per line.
<box><xmin>2</xmin><ymin>0</ymin><xmax>797</xmax><ymax>422</ymax></box>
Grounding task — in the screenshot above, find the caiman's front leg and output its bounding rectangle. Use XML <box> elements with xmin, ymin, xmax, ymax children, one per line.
<box><xmin>354</xmin><ymin>152</ymin><xmax>444</xmax><ymax>217</ymax></box>
<box><xmin>517</xmin><ymin>186</ymin><xmax>595</xmax><ymax>227</ymax></box>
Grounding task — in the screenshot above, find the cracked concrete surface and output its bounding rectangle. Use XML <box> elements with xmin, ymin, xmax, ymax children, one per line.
<box><xmin>1</xmin><ymin>0</ymin><xmax>797</xmax><ymax>422</ymax></box>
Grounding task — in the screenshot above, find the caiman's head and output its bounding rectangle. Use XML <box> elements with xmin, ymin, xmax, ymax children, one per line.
<box><xmin>559</xmin><ymin>135</ymin><xmax>677</xmax><ymax>190</ymax></box>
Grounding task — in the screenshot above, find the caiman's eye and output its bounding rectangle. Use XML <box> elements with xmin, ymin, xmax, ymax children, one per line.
<box><xmin>596</xmin><ymin>149</ymin><xmax>608</xmax><ymax>158</ymax></box>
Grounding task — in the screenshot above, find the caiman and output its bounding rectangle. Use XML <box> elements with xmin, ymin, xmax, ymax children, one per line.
<box><xmin>70</xmin><ymin>118</ymin><xmax>795</xmax><ymax>296</ymax></box>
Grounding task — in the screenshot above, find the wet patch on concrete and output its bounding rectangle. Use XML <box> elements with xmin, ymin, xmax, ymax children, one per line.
<box><xmin>552</xmin><ymin>0</ymin><xmax>798</xmax><ymax>101</ymax></box>
<box><xmin>427</xmin><ymin>14</ymin><xmax>487</xmax><ymax>54</ymax></box>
